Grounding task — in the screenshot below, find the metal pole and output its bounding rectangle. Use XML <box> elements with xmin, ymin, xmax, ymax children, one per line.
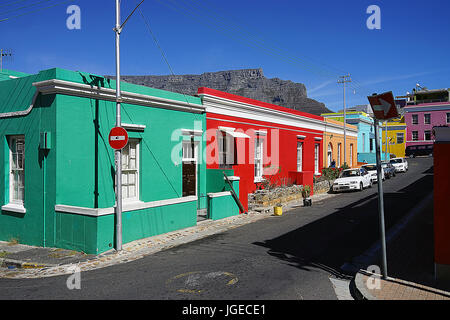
<box><xmin>115</xmin><ymin>0</ymin><xmax>123</xmax><ymax>251</ymax></box>
<box><xmin>374</xmin><ymin>119</ymin><xmax>388</xmax><ymax>279</ymax></box>
<box><xmin>385</xmin><ymin>121</ymin><xmax>388</xmax><ymax>161</ymax></box>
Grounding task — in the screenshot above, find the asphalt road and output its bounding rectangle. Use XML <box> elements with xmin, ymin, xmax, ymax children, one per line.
<box><xmin>0</xmin><ymin>157</ymin><xmax>434</xmax><ymax>300</ymax></box>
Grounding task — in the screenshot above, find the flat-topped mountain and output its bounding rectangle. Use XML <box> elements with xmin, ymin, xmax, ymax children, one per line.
<box><xmin>108</xmin><ymin>68</ymin><xmax>332</xmax><ymax>116</ymax></box>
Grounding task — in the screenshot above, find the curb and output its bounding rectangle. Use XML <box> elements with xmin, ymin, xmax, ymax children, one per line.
<box><xmin>0</xmin><ymin>258</ymin><xmax>56</xmax><ymax>269</ymax></box>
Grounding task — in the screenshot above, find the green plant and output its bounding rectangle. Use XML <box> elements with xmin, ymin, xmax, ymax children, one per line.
<box><xmin>301</xmin><ymin>185</ymin><xmax>311</xmax><ymax>199</ymax></box>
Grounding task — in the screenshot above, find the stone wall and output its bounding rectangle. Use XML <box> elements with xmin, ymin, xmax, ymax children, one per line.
<box><xmin>248</xmin><ymin>185</ymin><xmax>303</xmax><ymax>210</ymax></box>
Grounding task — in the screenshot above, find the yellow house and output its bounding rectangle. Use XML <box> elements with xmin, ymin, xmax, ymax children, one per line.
<box><xmin>323</xmin><ymin>118</ymin><xmax>358</xmax><ymax>168</ymax></box>
<box><xmin>380</xmin><ymin>117</ymin><xmax>406</xmax><ymax>159</ymax></box>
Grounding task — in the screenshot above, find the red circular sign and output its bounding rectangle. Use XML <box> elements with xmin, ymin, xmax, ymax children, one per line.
<box><xmin>109</xmin><ymin>127</ymin><xmax>129</xmax><ymax>150</ymax></box>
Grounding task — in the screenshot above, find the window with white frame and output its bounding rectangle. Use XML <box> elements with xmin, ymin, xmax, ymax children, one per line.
<box><xmin>121</xmin><ymin>139</ymin><xmax>139</xmax><ymax>201</ymax></box>
<box><xmin>424</xmin><ymin>130</ymin><xmax>432</xmax><ymax>141</ymax></box>
<box><xmin>412</xmin><ymin>114</ymin><xmax>418</xmax><ymax>125</ymax></box>
<box><xmin>254</xmin><ymin>136</ymin><xmax>264</xmax><ymax>182</ymax></box>
<box><xmin>337</xmin><ymin>143</ymin><xmax>341</xmax><ymax>167</ymax></box>
<box><xmin>412</xmin><ymin>131</ymin><xmax>419</xmax><ymax>141</ymax></box>
<box><xmin>8</xmin><ymin>136</ymin><xmax>25</xmax><ymax>205</ymax></box>
<box><xmin>314</xmin><ymin>144</ymin><xmax>320</xmax><ymax>174</ymax></box>
<box><xmin>297</xmin><ymin>141</ymin><xmax>303</xmax><ymax>172</ymax></box>
<box><xmin>218</xmin><ymin>131</ymin><xmax>235</xmax><ymax>168</ymax></box>
<box><xmin>424</xmin><ymin>114</ymin><xmax>431</xmax><ymax>124</ymax></box>
<box><xmin>349</xmin><ymin>144</ymin><xmax>353</xmax><ymax>167</ymax></box>
<box><xmin>447</xmin><ymin>113</ymin><xmax>450</xmax><ymax>124</ymax></box>
<box><xmin>397</xmin><ymin>132</ymin><xmax>404</xmax><ymax>144</ymax></box>
<box><xmin>182</xmin><ymin>138</ymin><xmax>198</xmax><ymax>197</ymax></box>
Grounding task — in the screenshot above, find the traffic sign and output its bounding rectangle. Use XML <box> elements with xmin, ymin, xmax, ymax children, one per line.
<box><xmin>367</xmin><ymin>91</ymin><xmax>399</xmax><ymax>120</ymax></box>
<box><xmin>109</xmin><ymin>127</ymin><xmax>128</xmax><ymax>150</ymax></box>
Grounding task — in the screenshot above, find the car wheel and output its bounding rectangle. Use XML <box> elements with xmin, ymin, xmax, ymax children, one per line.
<box><xmin>360</xmin><ymin>182</ymin><xmax>363</xmax><ymax>191</ymax></box>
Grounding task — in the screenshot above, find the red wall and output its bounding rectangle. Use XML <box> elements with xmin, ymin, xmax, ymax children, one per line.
<box><xmin>206</xmin><ymin>112</ymin><xmax>323</xmax><ymax>211</ymax></box>
<box><xmin>434</xmin><ymin>142</ymin><xmax>450</xmax><ymax>266</ymax></box>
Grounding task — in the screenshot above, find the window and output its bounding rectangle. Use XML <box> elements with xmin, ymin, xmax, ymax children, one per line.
<box><xmin>314</xmin><ymin>144</ymin><xmax>320</xmax><ymax>174</ymax></box>
<box><xmin>327</xmin><ymin>143</ymin><xmax>332</xmax><ymax>167</ymax></box>
<box><xmin>397</xmin><ymin>133</ymin><xmax>404</xmax><ymax>144</ymax></box>
<box><xmin>121</xmin><ymin>139</ymin><xmax>139</xmax><ymax>201</ymax></box>
<box><xmin>447</xmin><ymin>113</ymin><xmax>450</xmax><ymax>124</ymax></box>
<box><xmin>424</xmin><ymin>130</ymin><xmax>432</xmax><ymax>141</ymax></box>
<box><xmin>370</xmin><ymin>139</ymin><xmax>374</xmax><ymax>152</ymax></box>
<box><xmin>337</xmin><ymin>143</ymin><xmax>341</xmax><ymax>167</ymax></box>
<box><xmin>297</xmin><ymin>141</ymin><xmax>303</xmax><ymax>172</ymax></box>
<box><xmin>424</xmin><ymin>114</ymin><xmax>431</xmax><ymax>124</ymax></box>
<box><xmin>362</xmin><ymin>133</ymin><xmax>366</xmax><ymax>152</ymax></box>
<box><xmin>218</xmin><ymin>131</ymin><xmax>235</xmax><ymax>168</ymax></box>
<box><xmin>182</xmin><ymin>138</ymin><xmax>198</xmax><ymax>197</ymax></box>
<box><xmin>412</xmin><ymin>114</ymin><xmax>418</xmax><ymax>125</ymax></box>
<box><xmin>8</xmin><ymin>136</ymin><xmax>25</xmax><ymax>205</ymax></box>
<box><xmin>349</xmin><ymin>144</ymin><xmax>353</xmax><ymax>167</ymax></box>
<box><xmin>254</xmin><ymin>136</ymin><xmax>264</xmax><ymax>182</ymax></box>
<box><xmin>412</xmin><ymin>131</ymin><xmax>418</xmax><ymax>141</ymax></box>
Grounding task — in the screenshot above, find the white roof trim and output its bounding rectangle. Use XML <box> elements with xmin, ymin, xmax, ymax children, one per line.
<box><xmin>181</xmin><ymin>129</ymin><xmax>203</xmax><ymax>136</ymax></box>
<box><xmin>33</xmin><ymin>79</ymin><xmax>205</xmax><ymax>114</ymax></box>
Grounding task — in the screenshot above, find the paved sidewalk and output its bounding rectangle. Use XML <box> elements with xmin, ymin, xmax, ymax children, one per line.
<box><xmin>0</xmin><ymin>192</ymin><xmax>336</xmax><ymax>279</ymax></box>
<box><xmin>354</xmin><ymin>270</ymin><xmax>450</xmax><ymax>300</ymax></box>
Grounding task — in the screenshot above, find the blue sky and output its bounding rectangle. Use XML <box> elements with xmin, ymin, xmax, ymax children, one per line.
<box><xmin>1</xmin><ymin>0</ymin><xmax>450</xmax><ymax>111</ymax></box>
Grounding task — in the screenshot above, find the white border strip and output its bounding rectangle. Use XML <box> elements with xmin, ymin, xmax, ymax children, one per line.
<box><xmin>207</xmin><ymin>191</ymin><xmax>232</xmax><ymax>198</ymax></box>
<box><xmin>55</xmin><ymin>196</ymin><xmax>198</xmax><ymax>217</ymax></box>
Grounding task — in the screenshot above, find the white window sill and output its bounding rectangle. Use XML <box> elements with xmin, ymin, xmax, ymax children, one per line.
<box><xmin>2</xmin><ymin>203</ymin><xmax>27</xmax><ymax>214</ymax></box>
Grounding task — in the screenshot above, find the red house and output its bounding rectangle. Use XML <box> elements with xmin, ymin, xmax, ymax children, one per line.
<box><xmin>198</xmin><ymin>87</ymin><xmax>325</xmax><ymax>212</ymax></box>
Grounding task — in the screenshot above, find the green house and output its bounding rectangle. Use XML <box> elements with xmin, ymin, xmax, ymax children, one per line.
<box><xmin>0</xmin><ymin>68</ymin><xmax>240</xmax><ymax>254</ymax></box>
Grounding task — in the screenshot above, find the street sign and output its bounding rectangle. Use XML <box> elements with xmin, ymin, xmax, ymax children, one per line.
<box><xmin>108</xmin><ymin>127</ymin><xmax>128</xmax><ymax>150</ymax></box>
<box><xmin>368</xmin><ymin>91</ymin><xmax>399</xmax><ymax>120</ymax></box>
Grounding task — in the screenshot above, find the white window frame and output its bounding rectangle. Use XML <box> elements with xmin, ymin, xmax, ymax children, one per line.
<box><xmin>297</xmin><ymin>141</ymin><xmax>303</xmax><ymax>172</ymax></box>
<box><xmin>447</xmin><ymin>113</ymin><xmax>450</xmax><ymax>124</ymax></box>
<box><xmin>349</xmin><ymin>144</ymin><xmax>353</xmax><ymax>167</ymax></box>
<box><xmin>217</xmin><ymin>130</ymin><xmax>235</xmax><ymax>168</ymax></box>
<box><xmin>424</xmin><ymin>113</ymin><xmax>431</xmax><ymax>125</ymax></box>
<box><xmin>8</xmin><ymin>135</ymin><xmax>25</xmax><ymax>206</ymax></box>
<box><xmin>121</xmin><ymin>139</ymin><xmax>140</xmax><ymax>202</ymax></box>
<box><xmin>254</xmin><ymin>136</ymin><xmax>264</xmax><ymax>182</ymax></box>
<box><xmin>412</xmin><ymin>114</ymin><xmax>418</xmax><ymax>125</ymax></box>
<box><xmin>314</xmin><ymin>144</ymin><xmax>320</xmax><ymax>174</ymax></box>
<box><xmin>424</xmin><ymin>130</ymin><xmax>432</xmax><ymax>141</ymax></box>
<box><xmin>412</xmin><ymin>131</ymin><xmax>419</xmax><ymax>141</ymax></box>
<box><xmin>337</xmin><ymin>143</ymin><xmax>341</xmax><ymax>167</ymax></box>
<box><xmin>182</xmin><ymin>138</ymin><xmax>199</xmax><ymax>197</ymax></box>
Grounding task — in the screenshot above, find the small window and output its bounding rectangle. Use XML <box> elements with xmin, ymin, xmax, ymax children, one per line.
<box><xmin>121</xmin><ymin>139</ymin><xmax>139</xmax><ymax>201</ymax></box>
<box><xmin>182</xmin><ymin>139</ymin><xmax>198</xmax><ymax>197</ymax></box>
<box><xmin>314</xmin><ymin>144</ymin><xmax>320</xmax><ymax>174</ymax></box>
<box><xmin>424</xmin><ymin>130</ymin><xmax>432</xmax><ymax>141</ymax></box>
<box><xmin>447</xmin><ymin>113</ymin><xmax>450</xmax><ymax>124</ymax></box>
<box><xmin>424</xmin><ymin>114</ymin><xmax>431</xmax><ymax>124</ymax></box>
<box><xmin>297</xmin><ymin>141</ymin><xmax>303</xmax><ymax>172</ymax></box>
<box><xmin>397</xmin><ymin>133</ymin><xmax>404</xmax><ymax>144</ymax></box>
<box><xmin>412</xmin><ymin>131</ymin><xmax>419</xmax><ymax>141</ymax></box>
<box><xmin>412</xmin><ymin>114</ymin><xmax>418</xmax><ymax>125</ymax></box>
<box><xmin>8</xmin><ymin>136</ymin><xmax>25</xmax><ymax>205</ymax></box>
<box><xmin>254</xmin><ymin>136</ymin><xmax>264</xmax><ymax>182</ymax></box>
<box><xmin>218</xmin><ymin>131</ymin><xmax>235</xmax><ymax>168</ymax></box>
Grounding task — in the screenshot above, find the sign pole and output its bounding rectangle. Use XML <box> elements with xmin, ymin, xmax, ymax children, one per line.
<box><xmin>114</xmin><ymin>0</ymin><xmax>123</xmax><ymax>252</ymax></box>
<box><xmin>374</xmin><ymin>119</ymin><xmax>388</xmax><ymax>279</ymax></box>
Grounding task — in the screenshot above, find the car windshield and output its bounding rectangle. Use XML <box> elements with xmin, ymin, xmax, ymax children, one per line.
<box><xmin>390</xmin><ymin>159</ymin><xmax>403</xmax><ymax>164</ymax></box>
<box><xmin>363</xmin><ymin>165</ymin><xmax>377</xmax><ymax>171</ymax></box>
<box><xmin>340</xmin><ymin>170</ymin><xmax>359</xmax><ymax>178</ymax></box>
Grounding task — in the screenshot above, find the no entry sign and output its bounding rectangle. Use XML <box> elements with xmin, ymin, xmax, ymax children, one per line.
<box><xmin>109</xmin><ymin>127</ymin><xmax>128</xmax><ymax>150</ymax></box>
<box><xmin>367</xmin><ymin>91</ymin><xmax>399</xmax><ymax>120</ymax></box>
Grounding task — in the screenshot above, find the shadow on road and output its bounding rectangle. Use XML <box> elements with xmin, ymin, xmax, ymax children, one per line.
<box><xmin>253</xmin><ymin>164</ymin><xmax>435</xmax><ymax>286</ymax></box>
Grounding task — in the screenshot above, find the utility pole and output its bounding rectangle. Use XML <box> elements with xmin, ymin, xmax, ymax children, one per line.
<box><xmin>338</xmin><ymin>74</ymin><xmax>351</xmax><ymax>167</ymax></box>
<box><xmin>384</xmin><ymin>121</ymin><xmax>388</xmax><ymax>161</ymax></box>
<box><xmin>112</xmin><ymin>0</ymin><xmax>146</xmax><ymax>251</ymax></box>
<box><xmin>114</xmin><ymin>0</ymin><xmax>123</xmax><ymax>251</ymax></box>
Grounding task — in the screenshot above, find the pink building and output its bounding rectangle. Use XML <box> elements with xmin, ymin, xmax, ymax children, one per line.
<box><xmin>403</xmin><ymin>89</ymin><xmax>450</xmax><ymax>155</ymax></box>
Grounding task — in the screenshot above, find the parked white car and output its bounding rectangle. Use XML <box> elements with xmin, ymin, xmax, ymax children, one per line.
<box><xmin>361</xmin><ymin>164</ymin><xmax>385</xmax><ymax>182</ymax></box>
<box><xmin>332</xmin><ymin>168</ymin><xmax>372</xmax><ymax>192</ymax></box>
<box><xmin>390</xmin><ymin>157</ymin><xmax>409</xmax><ymax>173</ymax></box>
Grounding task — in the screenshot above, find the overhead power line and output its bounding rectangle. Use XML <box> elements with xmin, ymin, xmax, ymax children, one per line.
<box><xmin>0</xmin><ymin>0</ymin><xmax>74</xmax><ymax>23</ymax></box>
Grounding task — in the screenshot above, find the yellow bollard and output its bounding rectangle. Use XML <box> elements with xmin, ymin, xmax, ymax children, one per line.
<box><xmin>274</xmin><ymin>206</ymin><xmax>283</xmax><ymax>216</ymax></box>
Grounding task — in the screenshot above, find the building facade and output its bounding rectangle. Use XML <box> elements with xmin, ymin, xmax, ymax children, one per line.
<box><xmin>322</xmin><ymin>111</ymin><xmax>388</xmax><ymax>164</ymax></box>
<box><xmin>323</xmin><ymin>118</ymin><xmax>358</xmax><ymax>168</ymax></box>
<box><xmin>380</xmin><ymin>117</ymin><xmax>407</xmax><ymax>159</ymax></box>
<box><xmin>403</xmin><ymin>89</ymin><xmax>450</xmax><ymax>154</ymax></box>
<box><xmin>198</xmin><ymin>87</ymin><xmax>326</xmax><ymax>212</ymax></box>
<box><xmin>0</xmin><ymin>68</ymin><xmax>240</xmax><ymax>254</ymax></box>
